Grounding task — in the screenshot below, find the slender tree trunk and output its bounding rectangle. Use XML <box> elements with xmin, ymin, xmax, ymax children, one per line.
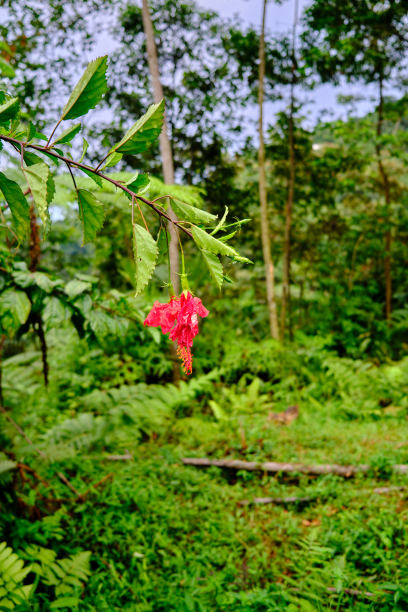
<box><xmin>258</xmin><ymin>0</ymin><xmax>279</xmax><ymax>340</ymax></box>
<box><xmin>281</xmin><ymin>0</ymin><xmax>298</xmax><ymax>341</ymax></box>
<box><xmin>375</xmin><ymin>75</ymin><xmax>392</xmax><ymax>321</ymax></box>
<box><xmin>141</xmin><ymin>0</ymin><xmax>179</xmax><ymax>295</ymax></box>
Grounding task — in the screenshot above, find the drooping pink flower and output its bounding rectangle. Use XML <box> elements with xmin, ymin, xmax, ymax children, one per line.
<box><xmin>144</xmin><ymin>291</ymin><xmax>209</xmax><ymax>375</ymax></box>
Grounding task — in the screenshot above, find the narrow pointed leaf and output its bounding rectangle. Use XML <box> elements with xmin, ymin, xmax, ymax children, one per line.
<box><xmin>0</xmin><ymin>97</ymin><xmax>19</xmax><ymax>122</ymax></box>
<box><xmin>192</xmin><ymin>225</ymin><xmax>251</xmax><ymax>262</ymax></box>
<box><xmin>101</xmin><ymin>152</ymin><xmax>122</xmax><ymax>170</ymax></box>
<box><xmin>171</xmin><ymin>199</ymin><xmax>217</xmax><ymax>226</ymax></box>
<box><xmin>23</xmin><ymin>162</ymin><xmax>51</xmax><ymax>232</ymax></box>
<box><xmin>133</xmin><ymin>224</ymin><xmax>159</xmax><ymax>295</ymax></box>
<box><xmin>61</xmin><ymin>56</ymin><xmax>108</xmax><ymax>120</ymax></box>
<box><xmin>210</xmin><ymin>206</ymin><xmax>228</xmax><ymax>235</ymax></box>
<box><xmin>53</xmin><ymin>123</ymin><xmax>81</xmax><ymax>145</ymax></box>
<box><xmin>77</xmin><ymin>189</ymin><xmax>105</xmax><ymax>244</ymax></box>
<box><xmin>78</xmin><ymin>138</ymin><xmax>88</xmax><ymax>162</ymax></box>
<box><xmin>111</xmin><ymin>100</ymin><xmax>164</xmax><ymax>155</ymax></box>
<box><xmin>0</xmin><ymin>172</ymin><xmax>30</xmax><ymax>240</ymax></box>
<box><xmin>201</xmin><ymin>250</ymin><xmax>223</xmax><ymax>290</ymax></box>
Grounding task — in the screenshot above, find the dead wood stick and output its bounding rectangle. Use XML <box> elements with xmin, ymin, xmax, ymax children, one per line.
<box><xmin>75</xmin><ymin>473</ymin><xmax>113</xmax><ymax>501</ymax></box>
<box><xmin>239</xmin><ymin>495</ymin><xmax>314</xmax><ymax>507</ymax></box>
<box><xmin>106</xmin><ymin>452</ymin><xmax>133</xmax><ymax>461</ymax></box>
<box><xmin>326</xmin><ymin>587</ymin><xmax>375</xmax><ymax>598</ymax></box>
<box><xmin>181</xmin><ymin>457</ymin><xmax>408</xmax><ymax>477</ymax></box>
<box><xmin>240</xmin><ymin>486</ymin><xmax>406</xmax><ymax>507</ymax></box>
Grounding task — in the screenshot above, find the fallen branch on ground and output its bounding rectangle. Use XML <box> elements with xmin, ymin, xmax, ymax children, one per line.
<box><xmin>181</xmin><ymin>457</ymin><xmax>408</xmax><ymax>477</ymax></box>
<box><xmin>239</xmin><ymin>486</ymin><xmax>406</xmax><ymax>506</ymax></box>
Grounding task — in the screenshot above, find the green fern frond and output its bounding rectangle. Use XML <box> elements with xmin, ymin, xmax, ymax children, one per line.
<box><xmin>0</xmin><ymin>542</ymin><xmax>33</xmax><ymax>609</ymax></box>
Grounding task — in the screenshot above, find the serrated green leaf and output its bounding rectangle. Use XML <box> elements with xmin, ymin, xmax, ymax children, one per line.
<box><xmin>201</xmin><ymin>250</ymin><xmax>223</xmax><ymax>290</ymax></box>
<box><xmin>77</xmin><ymin>189</ymin><xmax>105</xmax><ymax>244</ymax></box>
<box><xmin>24</xmin><ymin>151</ymin><xmax>44</xmax><ymax>166</ymax></box>
<box><xmin>40</xmin><ymin>150</ymin><xmax>60</xmax><ymax>167</ymax></box>
<box><xmin>125</xmin><ymin>173</ymin><xmax>150</xmax><ymax>197</ymax></box>
<box><xmin>133</xmin><ymin>224</ymin><xmax>159</xmax><ymax>295</ymax></box>
<box><xmin>26</xmin><ymin>121</ymin><xmax>36</xmax><ymax>142</ymax></box>
<box><xmin>23</xmin><ymin>162</ymin><xmax>51</xmax><ymax>232</ymax></box>
<box><xmin>61</xmin><ymin>56</ymin><xmax>108</xmax><ymax>120</ymax></box>
<box><xmin>0</xmin><ymin>57</ymin><xmax>15</xmax><ymax>78</ymax></box>
<box><xmin>65</xmin><ymin>279</ymin><xmax>91</xmax><ymax>298</ymax></box>
<box><xmin>192</xmin><ymin>225</ymin><xmax>238</xmax><ymax>258</ymax></box>
<box><xmin>53</xmin><ymin>122</ymin><xmax>81</xmax><ymax>145</ymax></box>
<box><xmin>79</xmin><ymin>138</ymin><xmax>88</xmax><ymax>163</ymax></box>
<box><xmin>0</xmin><ymin>172</ymin><xmax>30</xmax><ymax>240</ymax></box>
<box><xmin>34</xmin><ymin>131</ymin><xmax>48</xmax><ymax>142</ymax></box>
<box><xmin>79</xmin><ymin>167</ymin><xmax>103</xmax><ymax>187</ymax></box>
<box><xmin>0</xmin><ymin>289</ymin><xmax>31</xmax><ymax>335</ymax></box>
<box><xmin>43</xmin><ymin>296</ymin><xmax>70</xmax><ymax>331</ymax></box>
<box><xmin>171</xmin><ymin>199</ymin><xmax>217</xmax><ymax>226</ymax></box>
<box><xmin>0</xmin><ymin>97</ymin><xmax>19</xmax><ymax>122</ymax></box>
<box><xmin>111</xmin><ymin>100</ymin><xmax>164</xmax><ymax>155</ymax></box>
<box><xmin>101</xmin><ymin>152</ymin><xmax>122</xmax><ymax>170</ymax></box>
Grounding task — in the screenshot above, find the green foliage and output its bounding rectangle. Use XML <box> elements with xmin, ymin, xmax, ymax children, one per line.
<box><xmin>110</xmin><ymin>99</ymin><xmax>165</xmax><ymax>155</ymax></box>
<box><xmin>23</xmin><ymin>162</ymin><xmax>53</xmax><ymax>232</ymax></box>
<box><xmin>0</xmin><ymin>172</ymin><xmax>30</xmax><ymax>240</ymax></box>
<box><xmin>52</xmin><ymin>123</ymin><xmax>81</xmax><ymax>145</ymax></box>
<box><xmin>0</xmin><ymin>542</ymin><xmax>33</xmax><ymax>609</ymax></box>
<box><xmin>77</xmin><ymin>189</ymin><xmax>105</xmax><ymax>245</ymax></box>
<box><xmin>0</xmin><ymin>98</ymin><xmax>19</xmax><ymax>123</ymax></box>
<box><xmin>60</xmin><ymin>55</ymin><xmax>108</xmax><ymax>121</ymax></box>
<box><xmin>132</xmin><ymin>223</ymin><xmax>159</xmax><ymax>296</ymax></box>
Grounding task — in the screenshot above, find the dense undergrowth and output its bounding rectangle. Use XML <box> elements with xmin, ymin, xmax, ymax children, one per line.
<box><xmin>1</xmin><ymin>313</ymin><xmax>408</xmax><ymax>611</ymax></box>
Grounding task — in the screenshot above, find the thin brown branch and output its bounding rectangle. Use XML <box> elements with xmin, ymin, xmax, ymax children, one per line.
<box><xmin>75</xmin><ymin>473</ymin><xmax>113</xmax><ymax>501</ymax></box>
<box><xmin>0</xmin><ymin>135</ymin><xmax>192</xmax><ymax>238</ymax></box>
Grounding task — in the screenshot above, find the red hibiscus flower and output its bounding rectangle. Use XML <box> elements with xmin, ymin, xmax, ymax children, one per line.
<box><xmin>144</xmin><ymin>291</ymin><xmax>209</xmax><ymax>375</ymax></box>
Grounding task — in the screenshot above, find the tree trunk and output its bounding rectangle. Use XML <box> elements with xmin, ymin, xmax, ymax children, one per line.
<box><xmin>375</xmin><ymin>75</ymin><xmax>392</xmax><ymax>321</ymax></box>
<box><xmin>141</xmin><ymin>0</ymin><xmax>179</xmax><ymax>295</ymax></box>
<box><xmin>281</xmin><ymin>0</ymin><xmax>298</xmax><ymax>341</ymax></box>
<box><xmin>258</xmin><ymin>0</ymin><xmax>279</xmax><ymax>340</ymax></box>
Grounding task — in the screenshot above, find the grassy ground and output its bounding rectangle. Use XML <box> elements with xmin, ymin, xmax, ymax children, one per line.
<box><xmin>1</xmin><ymin>333</ymin><xmax>408</xmax><ymax>610</ymax></box>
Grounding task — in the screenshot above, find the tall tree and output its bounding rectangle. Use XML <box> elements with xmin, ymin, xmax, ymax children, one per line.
<box><xmin>141</xmin><ymin>0</ymin><xmax>179</xmax><ymax>294</ymax></box>
<box><xmin>258</xmin><ymin>0</ymin><xmax>280</xmax><ymax>340</ymax></box>
<box><xmin>281</xmin><ymin>0</ymin><xmax>299</xmax><ymax>339</ymax></box>
<box><xmin>302</xmin><ymin>0</ymin><xmax>408</xmax><ymax>321</ymax></box>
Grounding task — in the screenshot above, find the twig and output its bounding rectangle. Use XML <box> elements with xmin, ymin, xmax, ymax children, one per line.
<box><xmin>239</xmin><ymin>486</ymin><xmax>406</xmax><ymax>507</ymax></box>
<box><xmin>326</xmin><ymin>587</ymin><xmax>375</xmax><ymax>598</ymax></box>
<box><xmin>181</xmin><ymin>457</ymin><xmax>408</xmax><ymax>477</ymax></box>
<box><xmin>239</xmin><ymin>495</ymin><xmax>314</xmax><ymax>507</ymax></box>
<box><xmin>56</xmin><ymin>472</ymin><xmax>81</xmax><ymax>496</ymax></box>
<box><xmin>106</xmin><ymin>452</ymin><xmax>133</xmax><ymax>461</ymax></box>
<box><xmin>75</xmin><ymin>473</ymin><xmax>113</xmax><ymax>501</ymax></box>
<box><xmin>0</xmin><ymin>135</ymin><xmax>193</xmax><ymax>238</ymax></box>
